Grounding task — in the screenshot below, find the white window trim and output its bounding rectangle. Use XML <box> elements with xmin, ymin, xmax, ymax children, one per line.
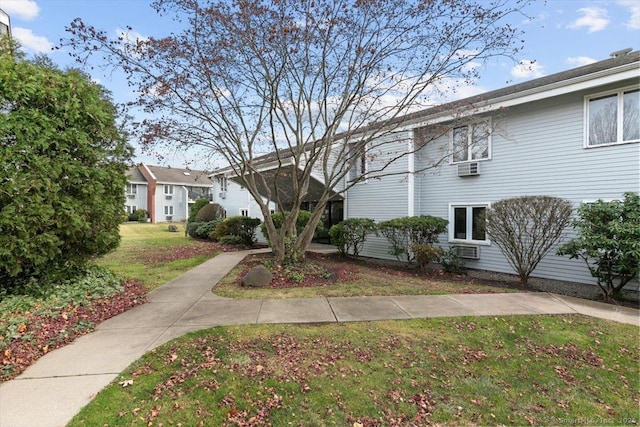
<box><xmin>347</xmin><ymin>140</ymin><xmax>369</xmax><ymax>184</ymax></box>
<box><xmin>448</xmin><ymin>202</ymin><xmax>492</xmax><ymax>246</ymax></box>
<box><xmin>164</xmin><ymin>205</ymin><xmax>174</xmax><ymax>215</ymax></box>
<box><xmin>240</xmin><ymin>208</ymin><xmax>249</xmax><ymax>217</ymax></box>
<box><xmin>449</xmin><ymin>118</ymin><xmax>492</xmax><ymax>164</ymax></box>
<box><xmin>164</xmin><ymin>184</ymin><xmax>174</xmax><ymax>195</ymax></box>
<box><xmin>584</xmin><ymin>84</ymin><xmax>640</xmax><ymax>148</ymax></box>
<box><xmin>219</xmin><ymin>176</ymin><xmax>228</xmax><ymax>192</ymax></box>
<box><xmin>126</xmin><ymin>183</ymin><xmax>137</xmax><ymax>195</ymax></box>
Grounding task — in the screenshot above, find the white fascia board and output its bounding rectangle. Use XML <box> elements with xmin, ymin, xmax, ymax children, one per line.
<box><xmin>141</xmin><ymin>164</ymin><xmax>157</xmax><ymax>180</ymax></box>
<box><xmin>400</xmin><ymin>64</ymin><xmax>639</xmax><ymax>130</ymax></box>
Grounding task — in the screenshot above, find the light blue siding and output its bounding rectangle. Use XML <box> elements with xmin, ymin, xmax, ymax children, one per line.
<box><xmin>345</xmin><ymin>80</ymin><xmax>639</xmax><ymax>286</ymax></box>
<box><xmin>416</xmin><ymin>84</ymin><xmax>639</xmax><ymax>285</ymax></box>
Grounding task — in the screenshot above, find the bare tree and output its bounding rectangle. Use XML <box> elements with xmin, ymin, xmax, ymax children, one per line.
<box><xmin>64</xmin><ymin>0</ymin><xmax>530</xmax><ymax>264</ymax></box>
<box><xmin>485</xmin><ymin>196</ymin><xmax>573</xmax><ymax>285</ymax></box>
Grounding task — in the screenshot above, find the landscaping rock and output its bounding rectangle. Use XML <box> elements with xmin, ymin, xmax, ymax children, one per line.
<box><xmin>242</xmin><ymin>265</ymin><xmax>273</xmax><ymax>287</ymax></box>
<box><xmin>168</xmin><ymin>224</ymin><xmax>179</xmax><ymax>232</ymax></box>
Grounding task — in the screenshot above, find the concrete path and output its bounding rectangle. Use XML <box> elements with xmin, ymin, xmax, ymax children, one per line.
<box><xmin>1</xmin><ymin>247</ymin><xmax>638</xmax><ymax>427</ymax></box>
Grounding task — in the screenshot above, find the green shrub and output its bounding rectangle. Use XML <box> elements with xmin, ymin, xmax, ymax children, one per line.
<box><xmin>213</xmin><ymin>216</ymin><xmax>261</xmax><ymax>245</ymax></box>
<box><xmin>186</xmin><ymin>221</ymin><xmax>204</xmax><ymax>238</ymax></box>
<box><xmin>195</xmin><ymin>203</ymin><xmax>225</xmax><ymax>223</ymax></box>
<box><xmin>439</xmin><ymin>247</ymin><xmax>467</xmax><ymax>275</ymax></box>
<box><xmin>128</xmin><ymin>209</ymin><xmax>148</xmax><ymax>222</ymax></box>
<box><xmin>189</xmin><ymin>198</ymin><xmax>211</xmax><ymax>222</ymax></box>
<box><xmin>195</xmin><ymin>220</ymin><xmax>222</xmax><ymax>240</ymax></box>
<box><xmin>0</xmin><ymin>51</ymin><xmax>131</xmax><ymax>292</ymax></box>
<box><xmin>557</xmin><ymin>192</ymin><xmax>640</xmax><ymax>301</ymax></box>
<box><xmin>378</xmin><ymin>216</ymin><xmax>448</xmax><ymax>263</ymax></box>
<box><xmin>411</xmin><ymin>244</ymin><xmax>443</xmax><ymax>271</ymax></box>
<box><xmin>329</xmin><ymin>218</ymin><xmax>377</xmax><ymax>256</ymax></box>
<box><xmin>218</xmin><ymin>235</ymin><xmax>245</xmax><ymax>245</ymax></box>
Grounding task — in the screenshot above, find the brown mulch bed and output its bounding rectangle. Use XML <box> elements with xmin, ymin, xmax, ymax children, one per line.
<box><xmin>236</xmin><ymin>252</ymin><xmax>361</xmax><ymax>289</ymax></box>
<box><xmin>1</xmin><ymin>279</ymin><xmax>148</xmax><ymax>382</ymax></box>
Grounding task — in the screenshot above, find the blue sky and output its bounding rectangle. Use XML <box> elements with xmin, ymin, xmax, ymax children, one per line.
<box><xmin>2</xmin><ymin>0</ymin><xmax>639</xmax><ymax>168</ymax></box>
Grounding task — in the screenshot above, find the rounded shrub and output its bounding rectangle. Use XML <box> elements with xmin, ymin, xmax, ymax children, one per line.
<box><xmin>329</xmin><ymin>218</ymin><xmax>377</xmax><ymax>256</ymax></box>
<box><xmin>189</xmin><ymin>198</ymin><xmax>211</xmax><ymax>222</ymax></box>
<box><xmin>195</xmin><ymin>203</ymin><xmax>225</xmax><ymax>223</ymax></box>
<box><xmin>213</xmin><ymin>216</ymin><xmax>261</xmax><ymax>245</ymax></box>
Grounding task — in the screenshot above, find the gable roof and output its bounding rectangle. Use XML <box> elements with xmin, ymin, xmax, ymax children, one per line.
<box><xmin>145</xmin><ymin>165</ymin><xmax>213</xmax><ymax>186</ymax></box>
<box><xmin>126</xmin><ymin>166</ymin><xmax>147</xmax><ymax>183</ymax></box>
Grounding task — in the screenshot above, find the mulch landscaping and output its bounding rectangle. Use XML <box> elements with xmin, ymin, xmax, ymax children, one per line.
<box><xmin>1</xmin><ymin>279</ymin><xmax>147</xmax><ymax>382</ymax></box>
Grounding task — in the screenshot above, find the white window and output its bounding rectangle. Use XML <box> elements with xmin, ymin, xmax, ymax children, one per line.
<box><xmin>164</xmin><ymin>205</ymin><xmax>174</xmax><ymax>215</ymax></box>
<box><xmin>240</xmin><ymin>209</ymin><xmax>249</xmax><ymax>217</ymax></box>
<box><xmin>348</xmin><ymin>142</ymin><xmax>367</xmax><ymax>181</ymax></box>
<box><xmin>126</xmin><ymin>183</ymin><xmax>137</xmax><ymax>195</ymax></box>
<box><xmin>125</xmin><ymin>205</ymin><xmax>136</xmax><ymax>214</ymax></box>
<box><xmin>450</xmin><ymin>120</ymin><xmax>491</xmax><ymax>163</ymax></box>
<box><xmin>219</xmin><ymin>176</ymin><xmax>228</xmax><ymax>192</ymax></box>
<box><xmin>449</xmin><ymin>204</ymin><xmax>490</xmax><ymax>245</ymax></box>
<box><xmin>585</xmin><ymin>86</ymin><xmax>640</xmax><ymax>147</ymax></box>
<box><xmin>164</xmin><ymin>184</ymin><xmax>174</xmax><ymax>195</ymax></box>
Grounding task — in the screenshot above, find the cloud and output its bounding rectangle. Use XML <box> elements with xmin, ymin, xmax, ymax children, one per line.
<box><xmin>1</xmin><ymin>0</ymin><xmax>39</xmax><ymax>21</ymax></box>
<box><xmin>12</xmin><ymin>27</ymin><xmax>52</xmax><ymax>53</ymax></box>
<box><xmin>567</xmin><ymin>7</ymin><xmax>609</xmax><ymax>33</ymax></box>
<box><xmin>511</xmin><ymin>60</ymin><xmax>545</xmax><ymax>79</ymax></box>
<box><xmin>566</xmin><ymin>56</ymin><xmax>597</xmax><ymax>67</ymax></box>
<box><xmin>618</xmin><ymin>0</ymin><xmax>640</xmax><ymax>29</ymax></box>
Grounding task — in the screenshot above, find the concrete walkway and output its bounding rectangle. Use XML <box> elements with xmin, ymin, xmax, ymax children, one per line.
<box><xmin>1</xmin><ymin>248</ymin><xmax>638</xmax><ymax>427</ymax></box>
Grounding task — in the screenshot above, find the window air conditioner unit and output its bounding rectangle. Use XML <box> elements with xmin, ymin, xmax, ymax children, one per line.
<box><xmin>165</xmin><ymin>216</ymin><xmax>173</xmax><ymax>221</ymax></box>
<box><xmin>165</xmin><ymin>195</ymin><xmax>172</xmax><ymax>200</ymax></box>
<box><xmin>457</xmin><ymin>162</ymin><xmax>480</xmax><ymax>177</ymax></box>
<box><xmin>127</xmin><ymin>194</ymin><xmax>135</xmax><ymax>199</ymax></box>
<box><xmin>453</xmin><ymin>245</ymin><xmax>480</xmax><ymax>260</ymax></box>
<box><xmin>219</xmin><ymin>191</ymin><xmax>226</xmax><ymax>199</ymax></box>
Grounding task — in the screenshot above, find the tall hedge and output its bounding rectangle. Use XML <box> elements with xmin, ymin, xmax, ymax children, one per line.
<box><xmin>0</xmin><ymin>44</ymin><xmax>132</xmax><ymax>290</ymax></box>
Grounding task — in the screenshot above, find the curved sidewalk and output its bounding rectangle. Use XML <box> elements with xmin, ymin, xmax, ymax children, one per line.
<box><xmin>1</xmin><ymin>248</ymin><xmax>638</xmax><ymax>427</ymax></box>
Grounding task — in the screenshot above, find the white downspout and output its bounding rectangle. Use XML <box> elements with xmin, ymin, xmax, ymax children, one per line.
<box><xmin>407</xmin><ymin>137</ymin><xmax>415</xmax><ymax>217</ymax></box>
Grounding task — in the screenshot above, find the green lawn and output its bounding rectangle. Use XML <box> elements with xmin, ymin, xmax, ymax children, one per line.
<box><xmin>94</xmin><ymin>222</ymin><xmax>222</xmax><ymax>291</ymax></box>
<box><xmin>70</xmin><ymin>315</ymin><xmax>640</xmax><ymax>426</ymax></box>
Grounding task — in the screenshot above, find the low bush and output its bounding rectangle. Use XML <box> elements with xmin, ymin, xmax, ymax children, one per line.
<box><xmin>128</xmin><ymin>209</ymin><xmax>148</xmax><ymax>222</ymax></box>
<box><xmin>411</xmin><ymin>244</ymin><xmax>443</xmax><ymax>271</ymax></box>
<box><xmin>378</xmin><ymin>216</ymin><xmax>448</xmax><ymax>263</ymax></box>
<box><xmin>218</xmin><ymin>235</ymin><xmax>246</xmax><ymax>245</ymax></box>
<box><xmin>213</xmin><ymin>216</ymin><xmax>261</xmax><ymax>245</ymax></box>
<box><xmin>186</xmin><ymin>221</ymin><xmax>204</xmax><ymax>238</ymax></box>
<box><xmin>439</xmin><ymin>247</ymin><xmax>467</xmax><ymax>275</ymax></box>
<box><xmin>196</xmin><ymin>221</ymin><xmax>222</xmax><ymax>240</ymax></box>
<box><xmin>329</xmin><ymin>218</ymin><xmax>377</xmax><ymax>256</ymax></box>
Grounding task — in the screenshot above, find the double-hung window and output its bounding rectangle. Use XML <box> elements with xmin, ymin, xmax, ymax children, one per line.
<box><xmin>585</xmin><ymin>86</ymin><xmax>640</xmax><ymax>147</ymax></box>
<box><xmin>449</xmin><ymin>204</ymin><xmax>490</xmax><ymax>245</ymax></box>
<box><xmin>164</xmin><ymin>184</ymin><xmax>174</xmax><ymax>195</ymax></box>
<box><xmin>348</xmin><ymin>142</ymin><xmax>367</xmax><ymax>182</ymax></box>
<box><xmin>451</xmin><ymin>120</ymin><xmax>491</xmax><ymax>163</ymax></box>
<box><xmin>126</xmin><ymin>183</ymin><xmax>137</xmax><ymax>195</ymax></box>
<box><xmin>164</xmin><ymin>205</ymin><xmax>174</xmax><ymax>215</ymax></box>
<box><xmin>219</xmin><ymin>176</ymin><xmax>228</xmax><ymax>192</ymax></box>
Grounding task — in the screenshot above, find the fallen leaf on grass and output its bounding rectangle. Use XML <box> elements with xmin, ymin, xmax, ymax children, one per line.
<box><xmin>119</xmin><ymin>379</ymin><xmax>134</xmax><ymax>387</ymax></box>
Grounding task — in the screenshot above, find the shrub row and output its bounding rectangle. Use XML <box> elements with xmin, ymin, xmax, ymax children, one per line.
<box><xmin>328</xmin><ymin>216</ymin><xmax>464</xmax><ymax>272</ymax></box>
<box><xmin>187</xmin><ymin>216</ymin><xmax>261</xmax><ymax>246</ymax></box>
